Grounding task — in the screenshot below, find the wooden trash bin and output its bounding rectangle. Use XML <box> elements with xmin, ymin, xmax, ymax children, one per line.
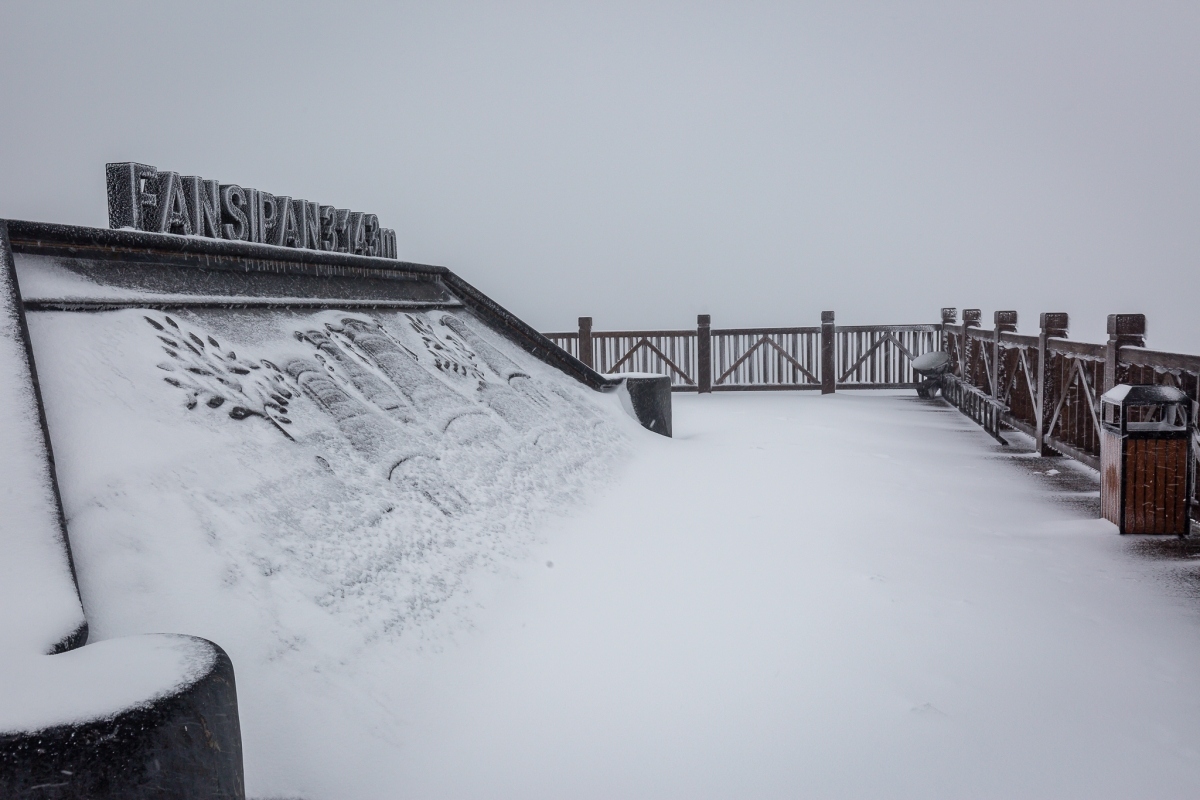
<box><xmin>1100</xmin><ymin>384</ymin><xmax>1193</xmax><ymax>534</ymax></box>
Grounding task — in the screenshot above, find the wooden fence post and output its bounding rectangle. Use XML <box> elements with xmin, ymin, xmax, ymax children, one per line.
<box><xmin>578</xmin><ymin>316</ymin><xmax>593</xmax><ymax>370</ymax></box>
<box><xmin>1037</xmin><ymin>312</ymin><xmax>1068</xmax><ymax>456</ymax></box>
<box><xmin>821</xmin><ymin>311</ymin><xmax>835</xmax><ymax>394</ymax></box>
<box><xmin>962</xmin><ymin>309</ymin><xmax>981</xmax><ymax>382</ymax></box>
<box><xmin>1104</xmin><ymin>314</ymin><xmax>1146</xmax><ymax>393</ymax></box>
<box><xmin>697</xmin><ymin>314</ymin><xmax>712</xmax><ymax>393</ymax></box>
<box><xmin>940</xmin><ymin>307</ymin><xmax>957</xmax><ymax>354</ymax></box>
<box><xmin>992</xmin><ymin>311</ymin><xmax>1017</xmax><ymax>401</ymax></box>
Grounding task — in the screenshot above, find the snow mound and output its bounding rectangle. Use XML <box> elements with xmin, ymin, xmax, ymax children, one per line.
<box><xmin>27</xmin><ymin>303</ymin><xmax>635</xmax><ymax>791</ymax></box>
<box><xmin>0</xmin><ymin>634</ymin><xmax>216</xmax><ymax>733</ymax></box>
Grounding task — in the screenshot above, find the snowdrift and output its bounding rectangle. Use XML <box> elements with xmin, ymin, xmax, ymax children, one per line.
<box><xmin>0</xmin><ymin>220</ymin><xmax>664</xmax><ymax>797</ymax></box>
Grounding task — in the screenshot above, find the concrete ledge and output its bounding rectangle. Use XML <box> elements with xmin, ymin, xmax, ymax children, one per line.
<box><xmin>614</xmin><ymin>374</ymin><xmax>673</xmax><ymax>437</ymax></box>
<box><xmin>0</xmin><ymin>637</ymin><xmax>244</xmax><ymax>800</ymax></box>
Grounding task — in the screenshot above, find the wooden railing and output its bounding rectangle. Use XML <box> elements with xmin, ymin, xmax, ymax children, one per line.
<box><xmin>549</xmin><ymin>308</ymin><xmax>1200</xmax><ymax>518</ymax></box>
<box><xmin>545</xmin><ymin>312</ymin><xmax>942</xmax><ymax>393</ymax></box>
<box><xmin>939</xmin><ymin>307</ymin><xmax>1200</xmax><ymax>519</ymax></box>
<box><xmin>546</xmin><ymin>323</ymin><xmax>701</xmax><ymax>387</ymax></box>
<box><xmin>941</xmin><ymin>375</ymin><xmax>1007</xmax><ymax>444</ymax></box>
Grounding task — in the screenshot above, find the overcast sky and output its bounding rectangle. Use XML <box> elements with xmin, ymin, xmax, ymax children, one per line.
<box><xmin>1</xmin><ymin>1</ymin><xmax>1196</xmax><ymax>348</ymax></box>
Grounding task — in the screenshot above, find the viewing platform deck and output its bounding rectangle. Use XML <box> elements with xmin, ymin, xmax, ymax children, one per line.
<box><xmin>384</xmin><ymin>391</ymin><xmax>1200</xmax><ymax>798</ymax></box>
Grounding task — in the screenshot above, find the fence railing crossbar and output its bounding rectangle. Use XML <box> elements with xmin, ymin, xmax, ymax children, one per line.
<box><xmin>837</xmin><ymin>330</ymin><xmax>916</xmax><ymax>383</ymax></box>
<box><xmin>607</xmin><ymin>337</ymin><xmax>696</xmax><ymax>385</ymax></box>
<box><xmin>715</xmin><ymin>334</ymin><xmax>817</xmax><ymax>385</ymax></box>
<box><xmin>549</xmin><ymin>311</ymin><xmax>1200</xmax><ymax>521</ymax></box>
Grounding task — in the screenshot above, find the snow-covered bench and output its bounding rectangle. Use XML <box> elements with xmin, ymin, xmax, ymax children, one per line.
<box><xmin>0</xmin><ymin>224</ymin><xmax>245</xmax><ymax>799</ymax></box>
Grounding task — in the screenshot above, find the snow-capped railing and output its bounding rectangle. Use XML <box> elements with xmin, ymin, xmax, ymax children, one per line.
<box><xmin>941</xmin><ymin>308</ymin><xmax>1200</xmax><ymax>521</ymax></box>
<box><xmin>545</xmin><ymin>313</ymin><xmax>942</xmax><ymax>392</ymax></box>
<box><xmin>941</xmin><ymin>375</ymin><xmax>1007</xmax><ymax>444</ymax></box>
<box><xmin>941</xmin><ymin>309</ymin><xmax>1132</xmax><ymax>470</ymax></box>
<box><xmin>551</xmin><ymin>308</ymin><xmax>1200</xmax><ymax>522</ymax></box>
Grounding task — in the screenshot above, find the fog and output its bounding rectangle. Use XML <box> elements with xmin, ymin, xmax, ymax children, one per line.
<box><xmin>1</xmin><ymin>1</ymin><xmax>1196</xmax><ymax>349</ymax></box>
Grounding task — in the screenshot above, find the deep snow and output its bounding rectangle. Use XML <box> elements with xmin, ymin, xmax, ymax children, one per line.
<box><xmin>21</xmin><ymin>318</ymin><xmax>1200</xmax><ymax>798</ymax></box>
<box><xmin>373</xmin><ymin>393</ymin><xmax>1200</xmax><ymax>800</ymax></box>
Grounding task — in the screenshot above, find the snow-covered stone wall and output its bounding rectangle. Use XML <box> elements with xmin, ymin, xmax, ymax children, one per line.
<box><xmin>2</xmin><ymin>221</ymin><xmax>643</xmax><ymax>796</ymax></box>
<box><xmin>31</xmin><ymin>306</ymin><xmax>631</xmax><ymax>644</ymax></box>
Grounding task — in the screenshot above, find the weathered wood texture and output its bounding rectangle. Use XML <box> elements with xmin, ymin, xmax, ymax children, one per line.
<box><xmin>942</xmin><ymin>374</ymin><xmax>1007</xmax><ymax>444</ymax></box>
<box><xmin>545</xmin><ymin>315</ymin><xmax>941</xmax><ymax>393</ymax></box>
<box><xmin>1116</xmin><ymin>438</ymin><xmax>1190</xmax><ymax>534</ymax></box>
<box><xmin>545</xmin><ymin>328</ymin><xmax>698</xmax><ymax>387</ymax></box>
<box><xmin>548</xmin><ymin>310</ymin><xmax>1199</xmax><ymax>523</ymax></box>
<box><xmin>948</xmin><ymin>310</ymin><xmax>1198</xmax><ymax>524</ymax></box>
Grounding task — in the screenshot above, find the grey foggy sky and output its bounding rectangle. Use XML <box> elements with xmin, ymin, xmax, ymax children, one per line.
<box><xmin>0</xmin><ymin>1</ymin><xmax>1196</xmax><ymax>348</ymax></box>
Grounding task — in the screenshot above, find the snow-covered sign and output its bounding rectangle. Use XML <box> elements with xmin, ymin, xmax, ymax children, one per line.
<box><xmin>105</xmin><ymin>162</ymin><xmax>398</xmax><ymax>257</ymax></box>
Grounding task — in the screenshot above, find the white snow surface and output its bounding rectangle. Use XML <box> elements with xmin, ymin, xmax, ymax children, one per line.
<box><xmin>22</xmin><ymin>304</ymin><xmax>1200</xmax><ymax>798</ymax></box>
<box><xmin>0</xmin><ymin>262</ymin><xmax>84</xmax><ymax>655</ymax></box>
<box><xmin>381</xmin><ymin>394</ymin><xmax>1200</xmax><ymax>800</ymax></box>
<box><xmin>26</xmin><ymin>305</ymin><xmax>634</xmax><ymax>790</ymax></box>
<box><xmin>1</xmin><ymin>256</ymin><xmax>220</xmax><ymax>735</ymax></box>
<box><xmin>0</xmin><ymin>634</ymin><xmax>216</xmax><ymax>733</ymax></box>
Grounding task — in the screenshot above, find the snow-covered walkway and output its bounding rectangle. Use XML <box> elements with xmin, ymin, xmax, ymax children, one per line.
<box><xmin>386</xmin><ymin>392</ymin><xmax>1200</xmax><ymax>799</ymax></box>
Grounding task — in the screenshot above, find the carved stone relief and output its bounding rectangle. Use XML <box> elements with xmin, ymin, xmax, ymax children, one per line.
<box><xmin>146</xmin><ymin>309</ymin><xmax>604</xmax><ymax>517</ymax></box>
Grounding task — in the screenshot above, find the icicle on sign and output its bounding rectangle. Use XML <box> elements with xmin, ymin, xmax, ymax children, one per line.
<box><xmin>105</xmin><ymin>162</ymin><xmax>398</xmax><ymax>258</ymax></box>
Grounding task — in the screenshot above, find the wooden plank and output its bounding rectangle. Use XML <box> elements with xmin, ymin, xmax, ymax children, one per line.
<box><xmin>838</xmin><ymin>332</ymin><xmax>887</xmax><ymax>383</ymax></box>
<box><xmin>606</xmin><ymin>336</ymin><xmax>695</xmax><ymax>384</ymax></box>
<box><xmin>1181</xmin><ymin>439</ymin><xmax>1190</xmax><ymax>532</ymax></box>
<box><xmin>1154</xmin><ymin>439</ymin><xmax>1164</xmax><ymax>534</ymax></box>
<box><xmin>1153</xmin><ymin>440</ymin><xmax>1164</xmax><ymax>534</ymax></box>
<box><xmin>1119</xmin><ymin>439</ymin><xmax>1129</xmax><ymax>530</ymax></box>
<box><xmin>821</xmin><ymin>313</ymin><xmax>835</xmax><ymax>394</ymax></box>
<box><xmin>1137</xmin><ymin>439</ymin><xmax>1148</xmax><ymax>533</ymax></box>
<box><xmin>1119</xmin><ymin>346</ymin><xmax>1200</xmax><ymax>372</ymax></box>
<box><xmin>836</xmin><ymin>383</ymin><xmax>921</xmax><ymax>390</ymax></box>
<box><xmin>834</xmin><ymin>324</ymin><xmax>939</xmax><ymax>333</ymax></box>
<box><xmin>1124</xmin><ymin>440</ymin><xmax>1136</xmax><ymax>533</ymax></box>
<box><xmin>1165</xmin><ymin>439</ymin><xmax>1178</xmax><ymax>533</ymax></box>
<box><xmin>1129</xmin><ymin>438</ymin><xmax>1139</xmax><ymax>533</ymax></box>
<box><xmin>710</xmin><ymin>383</ymin><xmax>823</xmax><ymax>392</ymax></box>
<box><xmin>592</xmin><ymin>329</ymin><xmax>696</xmax><ymax>338</ymax></box>
<box><xmin>1173</xmin><ymin>439</ymin><xmax>1183</xmax><ymax>532</ymax></box>
<box><xmin>1047</xmin><ymin>339</ymin><xmax>1106</xmax><ymax>360</ymax></box>
<box><xmin>998</xmin><ymin>331</ymin><xmax>1039</xmax><ymax>347</ymax></box>
<box><xmin>1004</xmin><ymin>413</ymin><xmax>1037</xmax><ymax>440</ymax></box>
<box><xmin>578</xmin><ymin>317</ymin><xmax>594</xmax><ymax>369</ymax></box>
<box><xmin>1180</xmin><ymin>439</ymin><xmax>1190</xmax><ymax>533</ymax></box>
<box><xmin>1102</xmin><ymin>435</ymin><xmax>1114</xmax><ymax>521</ymax></box>
<box><xmin>964</xmin><ymin>327</ymin><xmax>990</xmax><ymax>340</ymax></box>
<box><xmin>712</xmin><ymin>326</ymin><xmax>820</xmax><ymax>336</ymax></box>
<box><xmin>1042</xmin><ymin>433</ymin><xmax>1101</xmax><ymax>471</ymax></box>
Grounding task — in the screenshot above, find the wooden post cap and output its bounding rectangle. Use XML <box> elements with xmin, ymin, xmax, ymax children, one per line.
<box><xmin>821</xmin><ymin>310</ymin><xmax>835</xmax><ymax>323</ymax></box>
<box><xmin>1039</xmin><ymin>312</ymin><xmax>1068</xmax><ymax>336</ymax></box>
<box><xmin>1107</xmin><ymin>314</ymin><xmax>1146</xmax><ymax>337</ymax></box>
<box><xmin>963</xmin><ymin>309</ymin><xmax>982</xmax><ymax>326</ymax></box>
<box><xmin>994</xmin><ymin>310</ymin><xmax>1018</xmax><ymax>331</ymax></box>
<box><xmin>697</xmin><ymin>314</ymin><xmax>711</xmax><ymax>326</ymax></box>
<box><xmin>941</xmin><ymin>307</ymin><xmax>957</xmax><ymax>323</ymax></box>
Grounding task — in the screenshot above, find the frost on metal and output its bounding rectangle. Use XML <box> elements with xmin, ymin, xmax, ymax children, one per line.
<box><xmin>106</xmin><ymin>161</ymin><xmax>398</xmax><ymax>257</ymax></box>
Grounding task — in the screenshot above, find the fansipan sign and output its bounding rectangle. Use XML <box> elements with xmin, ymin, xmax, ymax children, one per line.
<box><xmin>106</xmin><ymin>162</ymin><xmax>397</xmax><ymax>258</ymax></box>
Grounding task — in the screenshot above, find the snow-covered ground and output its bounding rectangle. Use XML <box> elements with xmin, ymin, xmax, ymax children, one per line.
<box><xmin>24</xmin><ymin>323</ymin><xmax>1200</xmax><ymax>799</ymax></box>
<box><xmin>383</xmin><ymin>393</ymin><xmax>1200</xmax><ymax>800</ymax></box>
